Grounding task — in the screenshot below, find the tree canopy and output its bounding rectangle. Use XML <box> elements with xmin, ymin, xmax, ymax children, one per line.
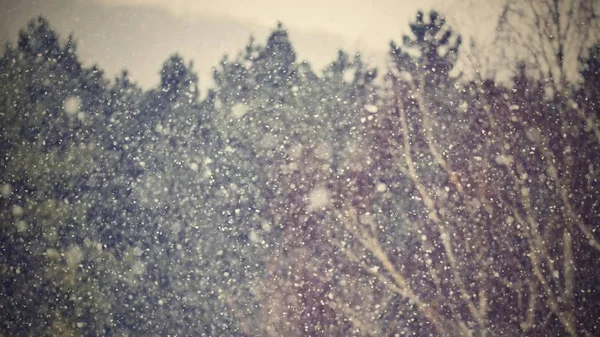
<box><xmin>1</xmin><ymin>9</ymin><xmax>599</xmax><ymax>336</ymax></box>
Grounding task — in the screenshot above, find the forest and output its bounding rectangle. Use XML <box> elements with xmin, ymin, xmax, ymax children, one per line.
<box><xmin>1</xmin><ymin>1</ymin><xmax>600</xmax><ymax>336</ymax></box>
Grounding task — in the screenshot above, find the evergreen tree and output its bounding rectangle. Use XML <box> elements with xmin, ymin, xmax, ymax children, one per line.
<box><xmin>0</xmin><ymin>17</ymin><xmax>120</xmax><ymax>336</ymax></box>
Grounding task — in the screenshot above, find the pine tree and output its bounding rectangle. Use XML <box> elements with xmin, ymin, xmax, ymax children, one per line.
<box><xmin>0</xmin><ymin>17</ymin><xmax>120</xmax><ymax>336</ymax></box>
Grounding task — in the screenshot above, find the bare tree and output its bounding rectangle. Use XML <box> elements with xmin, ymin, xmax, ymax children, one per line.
<box><xmin>323</xmin><ymin>10</ymin><xmax>600</xmax><ymax>337</ymax></box>
<box><xmin>327</xmin><ymin>65</ymin><xmax>600</xmax><ymax>337</ymax></box>
<box><xmin>497</xmin><ymin>0</ymin><xmax>599</xmax><ymax>87</ymax></box>
<box><xmin>226</xmin><ymin>9</ymin><xmax>599</xmax><ymax>337</ymax></box>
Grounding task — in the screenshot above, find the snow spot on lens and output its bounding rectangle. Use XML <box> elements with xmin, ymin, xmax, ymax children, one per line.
<box><xmin>131</xmin><ymin>260</ymin><xmax>146</xmax><ymax>275</ymax></box>
<box><xmin>307</xmin><ymin>186</ymin><xmax>330</xmax><ymax>211</ymax></box>
<box><xmin>260</xmin><ymin>132</ymin><xmax>276</xmax><ymax>148</ymax></box>
<box><xmin>45</xmin><ymin>248</ymin><xmax>61</xmax><ymax>259</ymax></box>
<box><xmin>495</xmin><ymin>154</ymin><xmax>514</xmax><ymax>166</ymax></box>
<box><xmin>261</xmin><ymin>222</ymin><xmax>272</xmax><ymax>232</ymax></box>
<box><xmin>547</xmin><ymin>165</ymin><xmax>558</xmax><ymax>180</ymax></box>
<box><xmin>359</xmin><ymin>213</ymin><xmax>373</xmax><ymax>225</ymax></box>
<box><xmin>189</xmin><ymin>162</ymin><xmax>199</xmax><ymax>171</ymax></box>
<box><xmin>15</xmin><ymin>220</ymin><xmax>28</xmax><ymax>232</ymax></box>
<box><xmin>12</xmin><ymin>205</ymin><xmax>24</xmax><ymax>217</ymax></box>
<box><xmin>63</xmin><ymin>96</ymin><xmax>81</xmax><ymax>115</ymax></box>
<box><xmin>0</xmin><ymin>183</ymin><xmax>11</xmax><ymax>197</ymax></box>
<box><xmin>315</xmin><ymin>142</ymin><xmax>332</xmax><ymax>160</ymax></box>
<box><xmin>289</xmin><ymin>143</ymin><xmax>303</xmax><ymax>159</ymax></box>
<box><xmin>376</xmin><ymin>183</ymin><xmax>387</xmax><ymax>192</ymax></box>
<box><xmin>231</xmin><ymin>103</ymin><xmax>248</xmax><ymax>119</ymax></box>
<box><xmin>214</xmin><ymin>98</ymin><xmax>223</xmax><ymax>110</ymax></box>
<box><xmin>526</xmin><ymin>127</ymin><xmax>541</xmax><ymax>143</ymax></box>
<box><xmin>343</xmin><ymin>70</ymin><xmax>354</xmax><ymax>83</ymax></box>
<box><xmin>249</xmin><ymin>230</ymin><xmax>260</xmax><ymax>243</ymax></box>
<box><xmin>364</xmin><ymin>104</ymin><xmax>379</xmax><ymax>113</ymax></box>
<box><xmin>132</xmin><ymin>246</ymin><xmax>144</xmax><ymax>257</ymax></box>
<box><xmin>171</xmin><ymin>221</ymin><xmax>182</xmax><ymax>234</ymax></box>
<box><xmin>66</xmin><ymin>245</ymin><xmax>83</xmax><ymax>268</ymax></box>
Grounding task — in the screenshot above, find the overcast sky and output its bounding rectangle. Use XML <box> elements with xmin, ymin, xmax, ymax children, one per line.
<box><xmin>0</xmin><ymin>0</ymin><xmax>500</xmax><ymax>90</ymax></box>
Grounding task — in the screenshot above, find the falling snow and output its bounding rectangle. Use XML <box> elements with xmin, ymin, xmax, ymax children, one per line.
<box><xmin>231</xmin><ymin>102</ymin><xmax>249</xmax><ymax>119</ymax></box>
<box><xmin>2</xmin><ymin>9</ymin><xmax>600</xmax><ymax>337</ymax></box>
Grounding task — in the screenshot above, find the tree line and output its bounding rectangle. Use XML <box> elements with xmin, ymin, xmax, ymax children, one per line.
<box><xmin>1</xmin><ymin>3</ymin><xmax>600</xmax><ymax>336</ymax></box>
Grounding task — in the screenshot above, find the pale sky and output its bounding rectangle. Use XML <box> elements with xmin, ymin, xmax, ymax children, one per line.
<box><xmin>98</xmin><ymin>0</ymin><xmax>438</xmax><ymax>49</ymax></box>
<box><xmin>0</xmin><ymin>0</ymin><xmax>501</xmax><ymax>90</ymax></box>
